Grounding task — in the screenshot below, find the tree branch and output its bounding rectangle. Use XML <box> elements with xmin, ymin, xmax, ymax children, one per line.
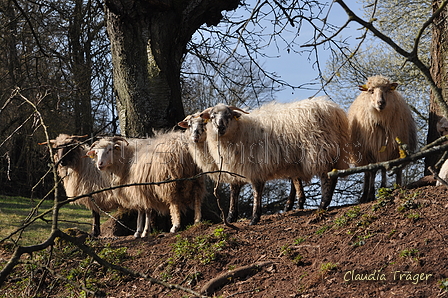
<box><xmin>328</xmin><ymin>136</ymin><xmax>448</xmax><ymax>179</ymax></box>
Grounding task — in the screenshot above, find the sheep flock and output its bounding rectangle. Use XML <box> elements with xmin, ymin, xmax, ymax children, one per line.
<box><xmin>42</xmin><ymin>75</ymin><xmax>428</xmax><ymax>237</ymax></box>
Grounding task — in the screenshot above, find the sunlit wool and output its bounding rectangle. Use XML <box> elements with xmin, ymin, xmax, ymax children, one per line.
<box><xmin>348</xmin><ymin>75</ymin><xmax>417</xmax><ymax>201</ymax></box>
<box><xmin>201</xmin><ymin>98</ymin><xmax>350</xmax><ymax>224</ymax></box>
<box><xmin>178</xmin><ymin>113</ymin><xmax>246</xmax><ymax>222</ymax></box>
<box><xmin>89</xmin><ymin>131</ymin><xmax>205</xmax><ymax>236</ymax></box>
<box><xmin>51</xmin><ymin>134</ymin><xmax>120</xmax><ymax>236</ymax></box>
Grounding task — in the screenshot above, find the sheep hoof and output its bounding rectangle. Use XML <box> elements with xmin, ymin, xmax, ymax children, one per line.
<box><xmin>170</xmin><ymin>225</ymin><xmax>180</xmax><ymax>233</ymax></box>
<box><xmin>133</xmin><ymin>232</ymin><xmax>142</xmax><ymax>238</ymax></box>
<box><xmin>249</xmin><ymin>217</ymin><xmax>260</xmax><ymax>226</ymax></box>
<box><xmin>227</xmin><ymin>212</ymin><xmax>237</xmax><ymax>223</ymax></box>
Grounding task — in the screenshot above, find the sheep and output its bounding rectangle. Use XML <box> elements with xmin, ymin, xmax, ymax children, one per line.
<box><xmin>43</xmin><ymin>134</ymin><xmax>120</xmax><ymax>236</ymax></box>
<box><xmin>348</xmin><ymin>75</ymin><xmax>417</xmax><ymax>202</ymax></box>
<box><xmin>199</xmin><ymin>98</ymin><xmax>350</xmax><ymax>225</ymax></box>
<box><xmin>178</xmin><ymin>113</ymin><xmax>246</xmax><ymax>222</ymax></box>
<box><xmin>178</xmin><ymin>114</ymin><xmax>307</xmax><ymax>221</ymax></box>
<box><xmin>87</xmin><ymin>131</ymin><xmax>205</xmax><ymax>236</ymax></box>
<box><xmin>436</xmin><ymin>117</ymin><xmax>448</xmax><ymax>186</ymax></box>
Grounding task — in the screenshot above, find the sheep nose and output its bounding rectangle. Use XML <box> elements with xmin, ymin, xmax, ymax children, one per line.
<box><xmin>218</xmin><ymin>126</ymin><xmax>226</xmax><ymax>136</ymax></box>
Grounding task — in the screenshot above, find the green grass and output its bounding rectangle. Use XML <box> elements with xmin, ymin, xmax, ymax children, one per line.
<box><xmin>0</xmin><ymin>195</ymin><xmax>106</xmax><ymax>246</ymax></box>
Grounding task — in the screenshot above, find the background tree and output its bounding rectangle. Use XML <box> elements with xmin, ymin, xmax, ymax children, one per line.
<box><xmin>104</xmin><ymin>0</ymin><xmax>240</xmax><ymax>137</ymax></box>
<box><xmin>426</xmin><ymin>0</ymin><xmax>448</xmax><ymax>172</ymax></box>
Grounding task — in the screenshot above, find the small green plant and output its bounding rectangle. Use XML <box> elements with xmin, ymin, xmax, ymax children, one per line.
<box><xmin>388</xmin><ymin>229</ymin><xmax>397</xmax><ymax>238</ymax></box>
<box><xmin>406</xmin><ymin>212</ymin><xmax>420</xmax><ymax>221</ymax></box>
<box><xmin>320</xmin><ymin>262</ymin><xmax>337</xmax><ymax>272</ymax></box>
<box><xmin>315</xmin><ymin>225</ymin><xmax>331</xmax><ymax>235</ymax></box>
<box><xmin>399</xmin><ymin>248</ymin><xmax>419</xmax><ymax>258</ymax></box>
<box><xmin>372</xmin><ymin>187</ymin><xmax>395</xmax><ymax>211</ymax></box>
<box><xmin>397</xmin><ymin>191</ymin><xmax>420</xmax><ymax>212</ymax></box>
<box><xmin>294</xmin><ymin>237</ymin><xmax>306</xmax><ymax>245</ymax></box>
<box><xmin>98</xmin><ymin>244</ymin><xmax>128</xmax><ymax>264</ymax></box>
<box><xmin>351</xmin><ymin>233</ymin><xmax>373</xmax><ymax>247</ymax></box>
<box><xmin>439</xmin><ymin>278</ymin><xmax>448</xmax><ymax>291</ymax></box>
<box><xmin>334</xmin><ymin>206</ymin><xmax>362</xmax><ymax>228</ymax></box>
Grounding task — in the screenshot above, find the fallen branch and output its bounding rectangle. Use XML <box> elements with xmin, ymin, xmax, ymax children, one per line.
<box><xmin>329</xmin><ymin>138</ymin><xmax>448</xmax><ymax>179</ymax></box>
<box><xmin>0</xmin><ymin>229</ymin><xmax>209</xmax><ymax>297</ymax></box>
<box><xmin>200</xmin><ymin>261</ymin><xmax>273</xmax><ymax>296</ymax></box>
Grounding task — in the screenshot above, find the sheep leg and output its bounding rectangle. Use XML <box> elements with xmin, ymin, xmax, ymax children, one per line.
<box><xmin>134</xmin><ymin>210</ymin><xmax>145</xmax><ymax>238</ymax></box>
<box><xmin>227</xmin><ymin>183</ymin><xmax>243</xmax><ymax>223</ymax></box>
<box><xmin>381</xmin><ymin>168</ymin><xmax>387</xmax><ymax>188</ymax></box>
<box><xmin>395</xmin><ymin>170</ymin><xmax>402</xmax><ymax>186</ymax></box>
<box><xmin>319</xmin><ymin>174</ymin><xmax>337</xmax><ymax>209</ymax></box>
<box><xmin>169</xmin><ymin>204</ymin><xmax>182</xmax><ymax>233</ymax></box>
<box><xmin>249</xmin><ymin>181</ymin><xmax>265</xmax><ymax>226</ymax></box>
<box><xmin>91</xmin><ymin>210</ymin><xmax>100</xmax><ymax>237</ymax></box>
<box><xmin>194</xmin><ymin>192</ymin><xmax>202</xmax><ymax>224</ymax></box>
<box><xmin>360</xmin><ymin>171</ymin><xmax>376</xmax><ymax>203</ymax></box>
<box><xmin>285</xmin><ymin>178</ymin><xmax>306</xmax><ymax>211</ymax></box>
<box><xmin>284</xmin><ymin>179</ymin><xmax>296</xmax><ymax>212</ymax></box>
<box><xmin>141</xmin><ymin>209</ymin><xmax>153</xmax><ymax>238</ymax></box>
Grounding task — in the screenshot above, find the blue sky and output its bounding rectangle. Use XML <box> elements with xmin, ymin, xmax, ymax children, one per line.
<box><xmin>254</xmin><ymin>1</ymin><xmax>365</xmax><ymax>102</ymax></box>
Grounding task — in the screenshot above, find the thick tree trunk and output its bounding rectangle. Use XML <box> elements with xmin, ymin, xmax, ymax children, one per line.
<box><xmin>104</xmin><ymin>0</ymin><xmax>240</xmax><ymax>137</ymax></box>
<box><xmin>70</xmin><ymin>0</ymin><xmax>93</xmax><ymax>135</ymax></box>
<box><xmin>425</xmin><ymin>1</ymin><xmax>448</xmax><ymax>173</ymax></box>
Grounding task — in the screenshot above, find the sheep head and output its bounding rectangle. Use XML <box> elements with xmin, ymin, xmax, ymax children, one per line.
<box><xmin>40</xmin><ymin>134</ymin><xmax>87</xmax><ymax>167</ymax></box>
<box><xmin>200</xmin><ymin>104</ymin><xmax>248</xmax><ymax>137</ymax></box>
<box><xmin>178</xmin><ymin>113</ymin><xmax>207</xmax><ymax>143</ymax></box>
<box><xmin>86</xmin><ymin>136</ymin><xmax>128</xmax><ymax>171</ymax></box>
<box><xmin>359</xmin><ymin>75</ymin><xmax>398</xmax><ymax>112</ymax></box>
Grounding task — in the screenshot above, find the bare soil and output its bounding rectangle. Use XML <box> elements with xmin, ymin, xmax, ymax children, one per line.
<box><xmin>2</xmin><ymin>184</ymin><xmax>448</xmax><ymax>297</ymax></box>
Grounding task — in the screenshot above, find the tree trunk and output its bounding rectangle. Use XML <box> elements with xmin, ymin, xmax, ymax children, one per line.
<box><xmin>70</xmin><ymin>0</ymin><xmax>93</xmax><ymax>135</ymax></box>
<box><xmin>425</xmin><ymin>1</ymin><xmax>448</xmax><ymax>173</ymax></box>
<box><xmin>104</xmin><ymin>0</ymin><xmax>240</xmax><ymax>137</ymax></box>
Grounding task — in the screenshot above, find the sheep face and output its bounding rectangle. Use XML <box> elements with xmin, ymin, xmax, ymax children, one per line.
<box><xmin>359</xmin><ymin>77</ymin><xmax>398</xmax><ymax>112</ymax></box>
<box><xmin>50</xmin><ymin>134</ymin><xmax>85</xmax><ymax>168</ymax></box>
<box><xmin>87</xmin><ymin>138</ymin><xmax>126</xmax><ymax>171</ymax></box>
<box><xmin>201</xmin><ymin>104</ymin><xmax>242</xmax><ymax>137</ymax></box>
<box><xmin>178</xmin><ymin>115</ymin><xmax>207</xmax><ymax>143</ymax></box>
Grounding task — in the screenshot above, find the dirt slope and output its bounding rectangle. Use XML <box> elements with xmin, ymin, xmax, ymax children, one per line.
<box><xmin>2</xmin><ymin>185</ymin><xmax>448</xmax><ymax>297</ymax></box>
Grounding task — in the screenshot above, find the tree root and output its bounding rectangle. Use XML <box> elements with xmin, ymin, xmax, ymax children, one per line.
<box><xmin>200</xmin><ymin>261</ymin><xmax>273</xmax><ymax>295</ymax></box>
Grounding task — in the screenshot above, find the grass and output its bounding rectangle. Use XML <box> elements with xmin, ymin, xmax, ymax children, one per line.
<box><xmin>0</xmin><ymin>195</ymin><xmax>107</xmax><ymax>246</ymax></box>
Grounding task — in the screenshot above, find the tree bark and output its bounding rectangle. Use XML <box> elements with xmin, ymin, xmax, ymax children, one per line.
<box><xmin>104</xmin><ymin>0</ymin><xmax>240</xmax><ymax>137</ymax></box>
<box><xmin>425</xmin><ymin>0</ymin><xmax>448</xmax><ymax>173</ymax></box>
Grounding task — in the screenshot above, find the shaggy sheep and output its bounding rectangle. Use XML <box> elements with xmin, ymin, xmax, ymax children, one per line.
<box><xmin>178</xmin><ymin>114</ymin><xmax>307</xmax><ymax>220</ymax></box>
<box><xmin>44</xmin><ymin>134</ymin><xmax>120</xmax><ymax>236</ymax></box>
<box><xmin>200</xmin><ymin>98</ymin><xmax>350</xmax><ymax>225</ymax></box>
<box><xmin>436</xmin><ymin>117</ymin><xmax>448</xmax><ymax>186</ymax></box>
<box><xmin>348</xmin><ymin>75</ymin><xmax>417</xmax><ymax>202</ymax></box>
<box><xmin>87</xmin><ymin>131</ymin><xmax>205</xmax><ymax>236</ymax></box>
<box><xmin>178</xmin><ymin>113</ymin><xmax>246</xmax><ymax>222</ymax></box>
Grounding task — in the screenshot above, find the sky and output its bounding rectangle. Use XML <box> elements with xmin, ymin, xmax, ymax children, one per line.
<box><xmin>250</xmin><ymin>0</ymin><xmax>366</xmax><ymax>102</ymax></box>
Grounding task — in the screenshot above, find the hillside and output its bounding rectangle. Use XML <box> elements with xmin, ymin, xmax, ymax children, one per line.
<box><xmin>2</xmin><ymin>185</ymin><xmax>448</xmax><ymax>297</ymax></box>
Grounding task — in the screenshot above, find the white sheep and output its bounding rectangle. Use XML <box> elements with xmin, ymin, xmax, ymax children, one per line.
<box><xmin>199</xmin><ymin>98</ymin><xmax>350</xmax><ymax>225</ymax></box>
<box><xmin>436</xmin><ymin>117</ymin><xmax>448</xmax><ymax>186</ymax></box>
<box><xmin>87</xmin><ymin>131</ymin><xmax>205</xmax><ymax>236</ymax></box>
<box><xmin>348</xmin><ymin>75</ymin><xmax>417</xmax><ymax>202</ymax></box>
<box><xmin>44</xmin><ymin>134</ymin><xmax>120</xmax><ymax>236</ymax></box>
<box><xmin>178</xmin><ymin>113</ymin><xmax>246</xmax><ymax>222</ymax></box>
<box><xmin>178</xmin><ymin>114</ymin><xmax>307</xmax><ymax>220</ymax></box>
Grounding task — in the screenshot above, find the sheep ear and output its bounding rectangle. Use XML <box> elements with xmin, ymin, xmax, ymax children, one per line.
<box><xmin>178</xmin><ymin>121</ymin><xmax>189</xmax><ymax>128</ymax></box>
<box><xmin>200</xmin><ymin>108</ymin><xmax>212</xmax><ymax>120</ymax></box>
<box><xmin>85</xmin><ymin>150</ymin><xmax>96</xmax><ymax>158</ymax></box>
<box><xmin>359</xmin><ymin>84</ymin><xmax>368</xmax><ymax>91</ymax></box>
<box><xmin>390</xmin><ymin>83</ymin><xmax>398</xmax><ymax>91</ymax></box>
<box><xmin>232</xmin><ymin>111</ymin><xmax>242</xmax><ymax>120</ymax></box>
